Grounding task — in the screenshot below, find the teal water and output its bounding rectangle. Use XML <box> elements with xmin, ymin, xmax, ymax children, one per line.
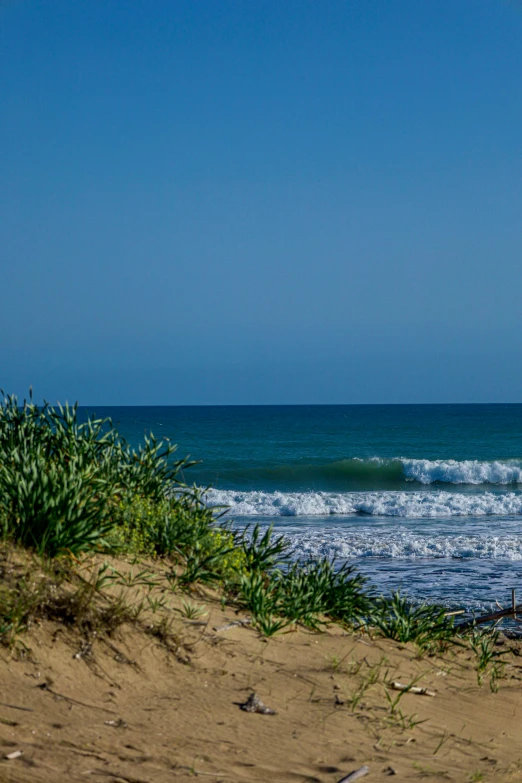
<box><xmin>82</xmin><ymin>404</ymin><xmax>522</xmax><ymax>613</ymax></box>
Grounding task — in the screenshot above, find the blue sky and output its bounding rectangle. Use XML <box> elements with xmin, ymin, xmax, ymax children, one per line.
<box><xmin>1</xmin><ymin>0</ymin><xmax>521</xmax><ymax>404</ymax></box>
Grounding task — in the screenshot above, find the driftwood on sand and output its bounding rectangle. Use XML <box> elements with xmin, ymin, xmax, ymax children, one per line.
<box><xmin>214</xmin><ymin>618</ymin><xmax>252</xmax><ymax>632</ymax></box>
<box><xmin>458</xmin><ymin>590</ymin><xmax>522</xmax><ymax>631</ymax></box>
<box><xmin>336</xmin><ymin>765</ymin><xmax>370</xmax><ymax>783</ymax></box>
<box><xmin>388</xmin><ymin>681</ymin><xmax>436</xmax><ymax>697</ymax></box>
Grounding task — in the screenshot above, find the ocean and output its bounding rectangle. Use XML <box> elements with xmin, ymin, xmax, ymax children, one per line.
<box><xmin>83</xmin><ymin>404</ymin><xmax>522</xmax><ymax>614</ymax></box>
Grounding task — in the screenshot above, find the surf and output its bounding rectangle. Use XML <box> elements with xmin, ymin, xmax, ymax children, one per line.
<box><xmin>206</xmin><ymin>487</ymin><xmax>522</xmax><ymax>518</ymax></box>
<box><xmin>209</xmin><ymin>457</ymin><xmax>522</xmax><ymax>492</ymax></box>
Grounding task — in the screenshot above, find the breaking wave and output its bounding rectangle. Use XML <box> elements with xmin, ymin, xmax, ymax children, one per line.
<box><xmin>401</xmin><ymin>458</ymin><xmax>522</xmax><ymax>485</ymax></box>
<box><xmin>206</xmin><ymin>488</ymin><xmax>522</xmax><ymax>518</ymax></box>
<box><xmin>217</xmin><ymin>457</ymin><xmax>522</xmax><ymax>490</ymax></box>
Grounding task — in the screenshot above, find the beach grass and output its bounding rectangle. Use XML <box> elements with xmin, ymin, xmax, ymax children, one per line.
<box><xmin>2</xmin><ymin>394</ymin><xmax>522</xmax><ymax>783</ymax></box>
<box><xmin>0</xmin><ymin>392</ymin><xmax>505</xmax><ymax>653</ymax></box>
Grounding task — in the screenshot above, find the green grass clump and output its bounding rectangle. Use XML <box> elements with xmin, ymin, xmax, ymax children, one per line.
<box><xmin>469</xmin><ymin>628</ymin><xmax>508</xmax><ymax>689</ymax></box>
<box><xmin>0</xmin><ymin>392</ymin><xmax>193</xmax><ymax>556</ymax></box>
<box><xmin>366</xmin><ymin>591</ymin><xmax>456</xmax><ymax>650</ymax></box>
<box><xmin>276</xmin><ymin>558</ymin><xmax>371</xmax><ymax>628</ymax></box>
<box><xmin>112</xmin><ymin>494</ymin><xmax>247</xmax><ymax>585</ymax></box>
<box><xmin>0</xmin><ymin>393</ymin><xmax>252</xmax><ymax>589</ymax></box>
<box><xmin>239</xmin><ymin>523</ymin><xmax>291</xmax><ymax>573</ymax></box>
<box><xmin>235</xmin><ymin>525</ymin><xmax>370</xmax><ymax>632</ymax></box>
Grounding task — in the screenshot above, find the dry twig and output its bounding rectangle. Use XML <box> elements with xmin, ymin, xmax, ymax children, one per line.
<box><xmin>336</xmin><ymin>765</ymin><xmax>370</xmax><ymax>782</ymax></box>
<box><xmin>389</xmin><ymin>681</ymin><xmax>436</xmax><ymax>697</ymax></box>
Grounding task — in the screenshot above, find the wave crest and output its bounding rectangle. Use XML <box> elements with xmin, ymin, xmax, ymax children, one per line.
<box><xmin>227</xmin><ymin>457</ymin><xmax>522</xmax><ymax>490</ymax></box>
<box><xmin>206</xmin><ymin>488</ymin><xmax>522</xmax><ymax>518</ymax></box>
<box><xmin>401</xmin><ymin>458</ymin><xmax>522</xmax><ymax>485</ymax></box>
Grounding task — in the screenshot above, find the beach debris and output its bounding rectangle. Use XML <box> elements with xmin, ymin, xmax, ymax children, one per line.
<box><xmin>73</xmin><ymin>642</ymin><xmax>92</xmax><ymax>660</ymax></box>
<box><xmin>388</xmin><ymin>681</ymin><xmax>436</xmax><ymax>697</ymax></box>
<box><xmin>336</xmin><ymin>765</ymin><xmax>370</xmax><ymax>782</ymax></box>
<box><xmin>214</xmin><ymin>618</ymin><xmax>252</xmax><ymax>633</ymax></box>
<box><xmin>104</xmin><ymin>718</ymin><xmax>127</xmax><ymax>728</ymax></box>
<box><xmin>0</xmin><ymin>702</ymin><xmax>33</xmax><ymax>713</ymax></box>
<box><xmin>240</xmin><ymin>692</ymin><xmax>276</xmax><ymax>715</ymax></box>
<box><xmin>334</xmin><ymin>693</ymin><xmax>345</xmax><ymax>706</ymax></box>
<box><xmin>458</xmin><ymin>589</ymin><xmax>522</xmax><ymax>630</ymax></box>
<box><xmin>5</xmin><ymin>750</ymin><xmax>23</xmax><ymax>760</ymax></box>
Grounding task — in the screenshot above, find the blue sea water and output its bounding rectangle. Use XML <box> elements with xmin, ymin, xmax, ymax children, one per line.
<box><xmin>82</xmin><ymin>404</ymin><xmax>522</xmax><ymax>614</ymax></box>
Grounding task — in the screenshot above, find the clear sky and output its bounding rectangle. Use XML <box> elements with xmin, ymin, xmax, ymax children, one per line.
<box><xmin>1</xmin><ymin>0</ymin><xmax>521</xmax><ymax>404</ymax></box>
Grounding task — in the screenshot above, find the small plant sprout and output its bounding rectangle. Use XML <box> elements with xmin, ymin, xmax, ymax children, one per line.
<box><xmin>146</xmin><ymin>594</ymin><xmax>170</xmax><ymax>614</ymax></box>
<box><xmin>253</xmin><ymin>614</ymin><xmax>292</xmax><ymax>637</ymax></box>
<box><xmin>107</xmin><ymin>568</ymin><xmax>159</xmax><ymax>589</ymax></box>
<box><xmin>178</xmin><ymin>600</ymin><xmax>207</xmax><ymax>620</ymax></box>
<box><xmin>469</xmin><ymin>628</ymin><xmax>507</xmax><ymax>687</ymax></box>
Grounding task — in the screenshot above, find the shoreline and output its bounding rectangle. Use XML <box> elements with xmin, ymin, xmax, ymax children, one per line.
<box><xmin>2</xmin><ymin>399</ymin><xmax>522</xmax><ymax>781</ymax></box>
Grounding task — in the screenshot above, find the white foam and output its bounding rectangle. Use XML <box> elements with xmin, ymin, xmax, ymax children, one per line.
<box><xmin>206</xmin><ymin>488</ymin><xmax>522</xmax><ymax>518</ymax></box>
<box><xmin>400</xmin><ymin>458</ymin><xmax>522</xmax><ymax>485</ymax></box>
<box><xmin>282</xmin><ymin>528</ymin><xmax>522</xmax><ymax>561</ymax></box>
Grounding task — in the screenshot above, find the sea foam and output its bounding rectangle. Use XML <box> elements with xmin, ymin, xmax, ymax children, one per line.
<box><xmin>206</xmin><ymin>488</ymin><xmax>522</xmax><ymax>518</ymax></box>
<box><xmin>401</xmin><ymin>458</ymin><xmax>522</xmax><ymax>485</ymax></box>
<box><xmin>281</xmin><ymin>528</ymin><xmax>522</xmax><ymax>561</ymax></box>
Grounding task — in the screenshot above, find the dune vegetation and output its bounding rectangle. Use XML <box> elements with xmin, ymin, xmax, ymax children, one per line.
<box><xmin>0</xmin><ymin>392</ymin><xmax>509</xmax><ymax>676</ymax></box>
<box><xmin>3</xmin><ymin>394</ymin><xmax>522</xmax><ymax>782</ymax></box>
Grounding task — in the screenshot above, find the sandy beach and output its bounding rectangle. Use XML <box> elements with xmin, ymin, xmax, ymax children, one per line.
<box><xmin>1</xmin><ymin>554</ymin><xmax>522</xmax><ymax>783</ymax></box>
<box><xmin>3</xmin><ymin>0</ymin><xmax>522</xmax><ymax>778</ymax></box>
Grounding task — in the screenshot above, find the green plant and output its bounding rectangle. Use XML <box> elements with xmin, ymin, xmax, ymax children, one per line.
<box><xmin>253</xmin><ymin>614</ymin><xmax>292</xmax><ymax>637</ymax></box>
<box><xmin>0</xmin><ymin>579</ymin><xmax>41</xmax><ymax>646</ymax></box>
<box><xmin>238</xmin><ymin>571</ymin><xmax>278</xmax><ymax>617</ymax></box>
<box><xmin>236</xmin><ymin>550</ymin><xmax>371</xmax><ymax>633</ymax></box>
<box><xmin>348</xmin><ymin>679</ymin><xmax>370</xmax><ymax>711</ymax></box>
<box><xmin>390</xmin><ymin>708</ymin><xmax>426</xmax><ymax>730</ymax></box>
<box><xmin>177</xmin><ymin>599</ymin><xmax>207</xmax><ymax>620</ymax></box>
<box><xmin>368</xmin><ymin>591</ymin><xmax>456</xmax><ymax>649</ymax></box>
<box><xmin>146</xmin><ymin>594</ymin><xmax>170</xmax><ymax>613</ymax></box>
<box><xmin>345</xmin><ymin>657</ymin><xmax>386</xmax><ymax>710</ymax></box>
<box><xmin>240</xmin><ymin>524</ymin><xmax>291</xmax><ymax>573</ymax></box>
<box><xmin>112</xmin><ymin>492</ymin><xmax>247</xmax><ymax>589</ymax></box>
<box><xmin>412</xmin><ymin>762</ymin><xmax>449</xmax><ymax>777</ymax></box>
<box><xmin>385</xmin><ymin>682</ymin><xmax>415</xmax><ymax>714</ymax></box>
<box><xmin>114</xmin><ymin>493</ymin><xmax>210</xmax><ymax>557</ymax></box>
<box><xmin>178</xmin><ymin>539</ymin><xmax>236</xmax><ymax>588</ymax></box>
<box><xmin>0</xmin><ymin>391</ymin><xmax>390</xmax><ymax>650</ymax></box>
<box><xmin>106</xmin><ymin>567</ymin><xmax>159</xmax><ymax>589</ymax></box>
<box><xmin>469</xmin><ymin>628</ymin><xmax>507</xmax><ymax>687</ymax></box>
<box><xmin>489</xmin><ymin>661</ymin><xmax>505</xmax><ymax>693</ymax></box>
<box><xmin>383</xmin><ymin>676</ymin><xmax>428</xmax><ymax>730</ymax></box>
<box><xmin>275</xmin><ymin>557</ymin><xmax>370</xmax><ymax>628</ymax></box>
<box><xmin>0</xmin><ymin>442</ymin><xmax>115</xmax><ymax>556</ymax></box>
<box><xmin>433</xmin><ymin>731</ymin><xmax>451</xmax><ymax>755</ymax></box>
<box><xmin>0</xmin><ymin>393</ymin><xmax>193</xmax><ymax>556</ymax></box>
